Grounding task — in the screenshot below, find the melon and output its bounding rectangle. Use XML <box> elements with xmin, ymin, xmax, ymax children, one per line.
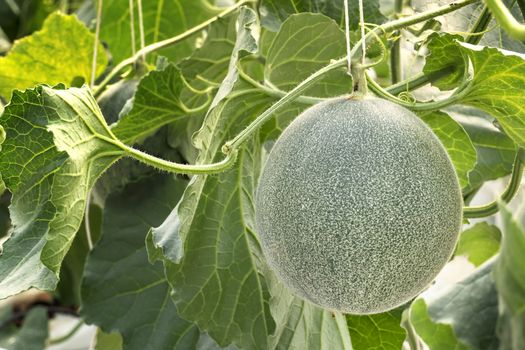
<box><xmin>255</xmin><ymin>96</ymin><xmax>463</xmax><ymax>314</ymax></box>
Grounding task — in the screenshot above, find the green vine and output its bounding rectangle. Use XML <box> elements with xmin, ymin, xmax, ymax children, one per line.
<box><xmin>365</xmin><ymin>71</ymin><xmax>472</xmax><ymax>111</ymax></box>
<box><xmin>463</xmin><ymin>150</ymin><xmax>524</xmax><ymax>218</ymax></box>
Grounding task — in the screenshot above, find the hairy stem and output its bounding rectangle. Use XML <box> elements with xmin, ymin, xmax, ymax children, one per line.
<box><xmin>119</xmin><ymin>141</ymin><xmax>238</xmax><ymax>175</ymax></box>
<box><xmin>223</xmin><ymin>0</ymin><xmax>479</xmax><ymax>153</ymax></box>
<box><xmin>463</xmin><ymin>150</ymin><xmax>524</xmax><ymax>218</ymax></box>
<box><xmin>93</xmin><ymin>0</ymin><xmax>255</xmax><ymax>97</ymax></box>
<box><xmin>485</xmin><ymin>0</ymin><xmax>525</xmax><ymax>40</ymax></box>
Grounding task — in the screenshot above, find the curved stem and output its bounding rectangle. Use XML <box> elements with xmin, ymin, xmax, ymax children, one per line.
<box><xmin>48</xmin><ymin>319</ymin><xmax>84</xmax><ymax>345</ymax></box>
<box><xmin>119</xmin><ymin>141</ymin><xmax>238</xmax><ymax>175</ymax></box>
<box><xmin>366</xmin><ymin>71</ymin><xmax>471</xmax><ymax>111</ymax></box>
<box><xmin>463</xmin><ymin>151</ymin><xmax>524</xmax><ymax>218</ymax></box>
<box><xmin>485</xmin><ymin>0</ymin><xmax>525</xmax><ymax>40</ymax></box>
<box><xmin>238</xmin><ymin>66</ymin><xmax>327</xmax><ymax>105</ymax></box>
<box><xmin>223</xmin><ymin>0</ymin><xmax>479</xmax><ymax>153</ymax></box>
<box><xmin>93</xmin><ymin>0</ymin><xmax>255</xmax><ymax>97</ymax></box>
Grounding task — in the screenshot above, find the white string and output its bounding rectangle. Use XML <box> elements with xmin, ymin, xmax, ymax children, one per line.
<box><xmin>343</xmin><ymin>0</ymin><xmax>352</xmax><ymax>74</ymax></box>
<box><xmin>129</xmin><ymin>0</ymin><xmax>136</xmax><ymax>57</ymax></box>
<box><xmin>358</xmin><ymin>0</ymin><xmax>366</xmax><ymax>65</ymax></box>
<box><xmin>91</xmin><ymin>0</ymin><xmax>103</xmax><ymax>87</ymax></box>
<box><xmin>137</xmin><ymin>0</ymin><xmax>146</xmax><ymax>62</ymax></box>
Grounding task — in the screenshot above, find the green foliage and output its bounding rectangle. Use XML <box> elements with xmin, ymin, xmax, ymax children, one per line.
<box><xmin>0</xmin><ymin>85</ymin><xmax>123</xmax><ymax>298</ymax></box>
<box><xmin>455</xmin><ymin>222</ymin><xmax>501</xmax><ymax>266</ymax></box>
<box><xmin>419</xmin><ymin>111</ymin><xmax>477</xmax><ymax>189</ymax></box>
<box><xmin>410</xmin><ymin>260</ymin><xmax>499</xmax><ymax>350</ymax></box>
<box><xmin>258</xmin><ymin>0</ymin><xmax>386</xmax><ymax>31</ymax></box>
<box><xmin>0</xmin><ymin>12</ymin><xmax>107</xmax><ymax>99</ymax></box>
<box><xmin>494</xmin><ymin>204</ymin><xmax>525</xmax><ymax>348</ymax></box>
<box><xmin>346</xmin><ymin>309</ymin><xmax>406</xmax><ymax>350</ymax></box>
<box><xmin>264</xmin><ymin>13</ymin><xmax>352</xmax><ymax>96</ymax></box>
<box><xmin>0</xmin><ymin>306</ymin><xmax>48</xmax><ymax>350</ymax></box>
<box><xmin>0</xmin><ymin>1</ymin><xmax>525</xmax><ymax>349</ymax></box>
<box><xmin>100</xmin><ymin>0</ymin><xmax>220</xmax><ymax>64</ymax></box>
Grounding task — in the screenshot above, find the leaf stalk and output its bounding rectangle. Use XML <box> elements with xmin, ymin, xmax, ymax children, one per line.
<box><xmin>463</xmin><ymin>150</ymin><xmax>524</xmax><ymax>218</ymax></box>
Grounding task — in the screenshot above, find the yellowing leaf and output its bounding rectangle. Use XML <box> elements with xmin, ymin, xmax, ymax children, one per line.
<box><xmin>0</xmin><ymin>12</ymin><xmax>107</xmax><ymax>99</ymax></box>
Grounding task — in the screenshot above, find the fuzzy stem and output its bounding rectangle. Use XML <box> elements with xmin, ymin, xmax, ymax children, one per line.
<box><xmin>463</xmin><ymin>151</ymin><xmax>524</xmax><ymax>218</ymax></box>
<box><xmin>119</xmin><ymin>141</ymin><xmax>238</xmax><ymax>175</ymax></box>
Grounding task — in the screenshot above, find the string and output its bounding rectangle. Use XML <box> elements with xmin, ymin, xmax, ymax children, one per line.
<box><xmin>137</xmin><ymin>0</ymin><xmax>146</xmax><ymax>62</ymax></box>
<box><xmin>358</xmin><ymin>0</ymin><xmax>366</xmax><ymax>65</ymax></box>
<box><xmin>129</xmin><ymin>0</ymin><xmax>136</xmax><ymax>57</ymax></box>
<box><xmin>91</xmin><ymin>0</ymin><xmax>103</xmax><ymax>87</ymax></box>
<box><xmin>343</xmin><ymin>0</ymin><xmax>352</xmax><ymax>74</ymax></box>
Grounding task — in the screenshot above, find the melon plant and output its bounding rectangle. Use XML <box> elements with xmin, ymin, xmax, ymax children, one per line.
<box><xmin>255</xmin><ymin>96</ymin><xmax>463</xmax><ymax>314</ymax></box>
<box><xmin>0</xmin><ymin>0</ymin><xmax>524</xmax><ymax>349</ymax></box>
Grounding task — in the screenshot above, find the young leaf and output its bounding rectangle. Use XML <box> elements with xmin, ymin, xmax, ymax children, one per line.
<box><xmin>100</xmin><ymin>0</ymin><xmax>220</xmax><ymax>64</ymax></box>
<box><xmin>0</xmin><ymin>85</ymin><xmax>124</xmax><ymax>298</ymax></box>
<box><xmin>112</xmin><ymin>63</ymin><xmax>188</xmax><ymax>145</ymax></box>
<box><xmin>410</xmin><ymin>260</ymin><xmax>500</xmax><ymax>350</ymax></box>
<box><xmin>419</xmin><ymin>111</ymin><xmax>477</xmax><ymax>189</ymax></box>
<box><xmin>0</xmin><ymin>12</ymin><xmax>107</xmax><ymax>99</ymax></box>
<box><xmin>455</xmin><ymin>222</ymin><xmax>501</xmax><ymax>267</ymax></box>
<box><xmin>264</xmin><ymin>13</ymin><xmax>352</xmax><ymax>97</ymax></box>
<box><xmin>258</xmin><ymin>0</ymin><xmax>386</xmax><ymax>32</ymax></box>
<box><xmin>81</xmin><ymin>175</ymin><xmax>210</xmax><ymax>350</ymax></box>
<box><xmin>493</xmin><ymin>204</ymin><xmax>525</xmax><ymax>348</ymax></box>
<box><xmin>423</xmin><ymin>34</ymin><xmax>466</xmax><ymax>90</ymax></box>
<box><xmin>346</xmin><ymin>308</ymin><xmax>406</xmax><ymax>350</ymax></box>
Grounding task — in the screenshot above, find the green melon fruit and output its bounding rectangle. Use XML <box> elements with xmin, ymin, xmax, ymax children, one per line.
<box><xmin>255</xmin><ymin>96</ymin><xmax>463</xmax><ymax>314</ymax></box>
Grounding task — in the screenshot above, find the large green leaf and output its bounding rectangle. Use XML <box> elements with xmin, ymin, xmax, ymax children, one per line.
<box><xmin>100</xmin><ymin>0</ymin><xmax>220</xmax><ymax>65</ymax></box>
<box><xmin>0</xmin><ymin>12</ymin><xmax>107</xmax><ymax>99</ymax></box>
<box><xmin>264</xmin><ymin>13</ymin><xmax>352</xmax><ymax>97</ymax></box>
<box><xmin>449</xmin><ymin>107</ymin><xmax>517</xmax><ymax>194</ymax></box>
<box><xmin>410</xmin><ymin>260</ymin><xmax>499</xmax><ymax>350</ymax></box>
<box><xmin>419</xmin><ymin>111</ymin><xmax>476</xmax><ymax>189</ymax></box>
<box><xmin>346</xmin><ymin>308</ymin><xmax>406</xmax><ymax>350</ymax></box>
<box><xmin>56</xmin><ymin>204</ymin><xmax>103</xmax><ymax>306</ymax></box>
<box><xmin>258</xmin><ymin>0</ymin><xmax>386</xmax><ymax>32</ymax></box>
<box><xmin>494</xmin><ymin>204</ymin><xmax>525</xmax><ymax>349</ymax></box>
<box><xmin>424</xmin><ymin>34</ymin><xmax>525</xmax><ymax>149</ymax></box>
<box><xmin>0</xmin><ymin>85</ymin><xmax>124</xmax><ymax>299</ymax></box>
<box><xmin>423</xmin><ymin>33</ymin><xmax>466</xmax><ymax>91</ymax></box>
<box><xmin>81</xmin><ymin>175</ymin><xmax>210</xmax><ymax>350</ymax></box>
<box><xmin>455</xmin><ymin>222</ymin><xmax>501</xmax><ymax>267</ymax></box>
<box><xmin>158</xmin><ymin>91</ymin><xmax>276</xmax><ymax>350</ymax></box>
